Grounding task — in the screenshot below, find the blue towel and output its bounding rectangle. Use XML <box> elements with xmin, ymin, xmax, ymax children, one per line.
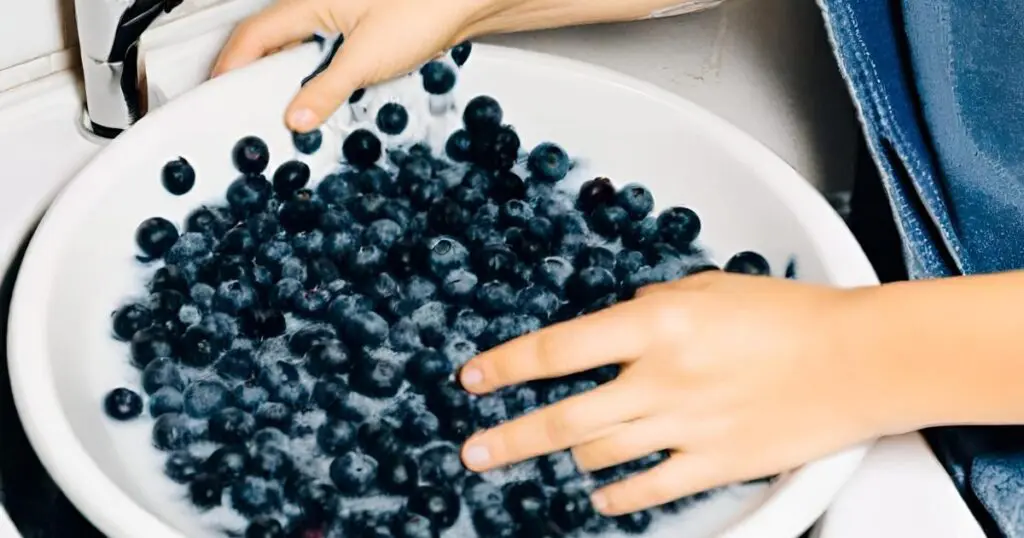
<box><xmin>820</xmin><ymin>0</ymin><xmax>1024</xmax><ymax>535</ymax></box>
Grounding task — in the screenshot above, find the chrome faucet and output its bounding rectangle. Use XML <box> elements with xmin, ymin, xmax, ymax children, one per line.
<box><xmin>75</xmin><ymin>0</ymin><xmax>184</xmax><ymax>138</ymax></box>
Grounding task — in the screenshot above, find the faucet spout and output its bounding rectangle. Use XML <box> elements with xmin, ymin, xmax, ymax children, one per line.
<box><xmin>75</xmin><ymin>0</ymin><xmax>183</xmax><ymax>138</ymax></box>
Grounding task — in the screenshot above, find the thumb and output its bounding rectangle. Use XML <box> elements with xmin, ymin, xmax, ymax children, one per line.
<box><xmin>285</xmin><ymin>5</ymin><xmax>468</xmax><ymax>132</ymax></box>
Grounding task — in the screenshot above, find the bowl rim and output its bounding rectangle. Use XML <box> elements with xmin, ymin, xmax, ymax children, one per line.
<box><xmin>7</xmin><ymin>42</ymin><xmax>878</xmax><ymax>538</ymax></box>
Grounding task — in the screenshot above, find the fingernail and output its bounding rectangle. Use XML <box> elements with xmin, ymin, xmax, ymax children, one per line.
<box><xmin>591</xmin><ymin>493</ymin><xmax>609</xmax><ymax>513</ymax></box>
<box><xmin>288</xmin><ymin>108</ymin><xmax>317</xmax><ymax>131</ymax></box>
<box><xmin>463</xmin><ymin>443</ymin><xmax>491</xmax><ymax>467</ymax></box>
<box><xmin>460</xmin><ymin>367</ymin><xmax>483</xmax><ymax>387</ymax></box>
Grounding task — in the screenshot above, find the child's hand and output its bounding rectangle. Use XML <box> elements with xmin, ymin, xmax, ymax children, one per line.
<box><xmin>458</xmin><ymin>271</ymin><xmax>896</xmax><ymax>515</ymax></box>
<box><xmin>212</xmin><ymin>0</ymin><xmax>496</xmax><ymax>132</ymax></box>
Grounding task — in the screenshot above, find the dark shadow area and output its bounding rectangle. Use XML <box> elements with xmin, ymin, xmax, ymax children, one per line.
<box><xmin>0</xmin><ymin>222</ymin><xmax>103</xmax><ymax>537</ymax></box>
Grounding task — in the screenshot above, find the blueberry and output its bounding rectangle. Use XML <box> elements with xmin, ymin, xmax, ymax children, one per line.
<box><xmin>463</xmin><ymin>475</ymin><xmax>503</xmax><ymax>509</ymax></box>
<box><xmin>254</xmin><ymin>403</ymin><xmax>292</xmax><ymax>432</ymax></box>
<box><xmin>258</xmin><ymin>360</ymin><xmax>301</xmax><ymax>390</ymax></box>
<box><xmin>504</xmin><ymin>385</ymin><xmax>540</xmax><ymax>416</ymax></box>
<box><xmin>785</xmin><ymin>257</ymin><xmax>798</xmax><ymax>279</ymax></box>
<box><xmin>419</xmin><ymin>444</ymin><xmax>466</xmax><ymax>485</ymax></box>
<box><xmin>567</xmin><ymin>267</ymin><xmax>617</xmax><ymax>305</ymax></box>
<box><xmin>441</xmin><ymin>269</ymin><xmax>478</xmax><ymax>302</ymax></box>
<box><xmin>350</xmin><ymin>359</ymin><xmax>403</xmax><ymax>398</ymax></box>
<box><xmin>379</xmin><ymin>453</ymin><xmax>420</xmax><ymax>494</ymax></box>
<box><xmin>408</xmin><ymin>485</ymin><xmax>461</xmax><ymax>529</ymax></box>
<box><xmin>111</xmin><ymin>304</ymin><xmax>151</xmax><ymax>342</ymax></box>
<box><xmin>399</xmin><ymin>409</ymin><xmax>440</xmax><ymax>445</ymax></box>
<box><xmin>164</xmin><ymin>450</ymin><xmax>200</xmax><ymax>484</ymax></box>
<box><xmin>230</xmin><ymin>476</ymin><xmax>283</xmax><ymax>517</ymax></box>
<box><xmin>408</xmin><ymin>178</ymin><xmax>446</xmax><ymax>210</ymax></box>
<box><xmin>209</xmin><ymin>407</ymin><xmax>256</xmax><ymax>444</ymax></box>
<box><xmin>161</xmin><ymin>157</ymin><xmax>196</xmax><ymax>195</ymax></box>
<box><xmin>393</xmin><ymin>511</ymin><xmax>438</xmax><ymax>538</ymax></box>
<box><xmin>130</xmin><ymin>325</ymin><xmax>175</xmax><ymax>367</ymax></box>
<box><xmin>187</xmin><ymin>284</ymin><xmax>214</xmax><ymax>312</ymax></box>
<box><xmin>549</xmin><ymin>491</ymin><xmax>596</xmax><ymax>532</ymax></box>
<box><xmin>475</xmin><ymin>281</ymin><xmax>516</xmax><ymax>315</ymax></box>
<box><xmin>291</xmin><ymin>480</ymin><xmax>344</xmax><ymax>526</ymax></box>
<box><xmin>426</xmin><ymin>200</ymin><xmax>470</xmax><ymax>236</ymax></box>
<box><xmin>307</xmin><ymin>340</ymin><xmax>351</xmax><ymax>376</ymax></box>
<box><xmin>474</xmin><ymin>244</ymin><xmax>519</xmax><ymax>282</ymax></box>
<box><xmin>313</xmin><ymin>378</ymin><xmax>366</xmax><ymax>420</ymax></box>
<box><xmin>248</xmin><ymin>443</ymin><xmax>293</xmax><ymax>479</ymax></box>
<box><xmin>292</xmin><ymin>129</ymin><xmax>323</xmax><ymax>154</ymax></box>
<box><xmin>398</xmin><ymin>155</ymin><xmax>434</xmax><ymax>185</ymax></box>
<box><xmin>179</xmin><ymin>324</ymin><xmax>219</xmax><ymax>366</ymax></box>
<box><xmin>472</xmin><ymin>128</ymin><xmax>520</xmax><ymax>172</ymax></box>
<box><xmin>183</xmin><ymin>380</ymin><xmax>230</xmax><ymax>418</ymax></box>
<box><xmin>239</xmin><ymin>308</ymin><xmax>287</xmax><ymax>339</ymax></box>
<box><xmin>590</xmin><ymin>205</ymin><xmax>630</xmax><ymax>239</ymax></box>
<box><xmin>402</xmin><ymin>349</ymin><xmax>451</xmax><ymax>389</ymax></box>
<box><xmin>330</xmin><ymin>452</ymin><xmax>378</xmax><ymax>495</ymax></box>
<box><xmin>463</xmin><ymin>96</ymin><xmax>503</xmax><ymax>134</ymax></box>
<box><xmin>152</xmin><ymin>413</ymin><xmax>194</xmax><ymax>450</ymax></box>
<box><xmin>452</xmin><ymin>309</ymin><xmax>488</xmax><ymax>339</ymax></box>
<box><xmin>539</xmin><ymin>452</ymin><xmax>579</xmax><ymax>485</ymax></box>
<box><xmin>505</xmin><ymin>227</ymin><xmax>547</xmax><ymax>262</ymax></box>
<box><xmin>186</xmin><ymin>206</ymin><xmax>231</xmax><ymax>238</ymax></box>
<box><xmin>427</xmin><ymin>237</ymin><xmax>470</xmax><ymax>278</ymax></box>
<box><xmin>135</xmin><ymin>217</ymin><xmax>179</xmax><ymax>258</ymax></box>
<box><xmin>536</xmin><ymin>256</ymin><xmax>574</xmax><ymax>292</ymax></box>
<box><xmin>472</xmin><ymin>505</ymin><xmax>516</xmax><ymax>538</ymax></box>
<box><xmin>315</xmin><ymin>418</ymin><xmax>357</xmax><ymax>456</ymax></box>
<box><xmin>376</xmin><ymin>102</ymin><xmax>409</xmax><ymax>135</ymax></box>
<box><xmin>233</xmin><ymin>135</ymin><xmax>270</xmax><ymax>175</ymax></box>
<box><xmin>616</xmin><ymin>249</ymin><xmax>648</xmax><ymax>283</ymax></box>
<box><xmin>272</xmin><ymin>160</ymin><xmax>311</xmax><ymax>198</ymax></box>
<box><xmin>518</xmin><ymin>285</ymin><xmax>561</xmax><ymax>321</ymax></box>
<box><xmin>473</xmin><ymin>394</ymin><xmax>508</xmax><ymax>428</ymax></box>
<box><xmin>149</xmin><ymin>387</ymin><xmax>184</xmax><ymax>416</ymax></box>
<box><xmin>340</xmin><ymin>310</ymin><xmax>389</xmax><ymax>348</ymax></box>
<box><xmin>165</xmin><ymin>233</ymin><xmax>212</xmax><ymax>267</ymax></box>
<box><xmin>316</xmin><ymin>173</ymin><xmax>353</xmax><ymax>205</ymax></box>
<box><xmin>103</xmin><ymin>387</ymin><xmax>143</xmax><ymax>421</ymax></box>
<box><xmin>725</xmin><ymin>251</ymin><xmax>771</xmax><ymax>275</ymax></box>
<box><xmin>342</xmin><ymin>129</ymin><xmax>382</xmax><ymax>168</ymax></box>
<box><xmin>279</xmin><ymin>197</ymin><xmax>322</xmax><ymax>234</ymax></box>
<box><xmin>233</xmin><ymin>385</ymin><xmax>269</xmax><ymax>412</ymax></box>
<box><xmin>657</xmin><ymin>206</ymin><xmax>701</xmax><ymax>248</ymax></box>
<box><xmin>616</xmin><ymin>511</ymin><xmax>653</xmax><ymax>534</ymax></box>
<box><xmin>346</xmin><ymin>244</ymin><xmax>386</xmax><ymax>280</ymax></box>
<box><xmin>577</xmin><ymin>177</ymin><xmax>616</xmax><ymax>213</ymax></box>
<box><xmin>211</xmin><ymin>280</ymin><xmax>256</xmax><ymax>315</ymax></box>
<box><xmin>527</xmin><ymin>143</ymin><xmax>571</xmax><ymax>182</ymax></box>
<box><xmin>617</xmin><ymin>184</ymin><xmax>655</xmax><ymax>219</ymax></box>
<box><xmin>245</xmin><ymin>516</ymin><xmax>286</xmax><ymax>538</ymax></box>
<box><xmin>323</xmin><ymin>230</ymin><xmax>359</xmax><ymax>264</ymax></box>
<box><xmin>479</xmin><ymin>314</ymin><xmax>541</xmax><ymax>350</ymax></box>
<box><xmin>350</xmin><ymin>88</ymin><xmax>366</xmax><ymax>103</ymax></box>
<box><xmin>576</xmin><ymin>246</ymin><xmax>616</xmax><ymax>271</ymax></box>
<box><xmin>420</xmin><ymin>61</ymin><xmax>457</xmax><ymax>94</ymax></box>
<box><xmin>227</xmin><ymin>175</ymin><xmax>273</xmax><ymax>217</ymax></box>
<box><xmin>364</xmin><ymin>219</ymin><xmax>402</xmax><ymax>251</ymax></box>
<box><xmin>189</xmin><ymin>473</ymin><xmax>224</xmax><ymax>509</ymax></box>
<box><xmin>451</xmin><ymin>41</ymin><xmax>472</xmax><ymax>66</ymax></box>
<box><xmin>445</xmin><ymin>129</ymin><xmax>472</xmax><ymax>162</ymax></box>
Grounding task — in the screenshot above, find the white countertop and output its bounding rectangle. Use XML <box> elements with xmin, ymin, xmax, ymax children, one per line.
<box><xmin>0</xmin><ymin>0</ymin><xmax>983</xmax><ymax>536</ymax></box>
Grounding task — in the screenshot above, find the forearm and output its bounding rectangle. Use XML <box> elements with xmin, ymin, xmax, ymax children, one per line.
<box><xmin>468</xmin><ymin>0</ymin><xmax>692</xmax><ymax>36</ymax></box>
<box><xmin>842</xmin><ymin>272</ymin><xmax>1024</xmax><ymax>435</ymax></box>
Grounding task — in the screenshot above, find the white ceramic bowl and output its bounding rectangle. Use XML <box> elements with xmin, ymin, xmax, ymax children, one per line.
<box><xmin>7</xmin><ymin>43</ymin><xmax>877</xmax><ymax>538</ymax></box>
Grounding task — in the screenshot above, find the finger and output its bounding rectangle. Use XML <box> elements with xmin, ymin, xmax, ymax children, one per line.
<box><xmin>571</xmin><ymin>415</ymin><xmax>678</xmax><ymax>472</ymax></box>
<box><xmin>634</xmin><ymin>281</ymin><xmax>675</xmax><ymax>298</ymax></box>
<box><xmin>461</xmin><ymin>380</ymin><xmax>652</xmax><ymax>472</ymax></box>
<box><xmin>212</xmin><ymin>0</ymin><xmax>328</xmax><ymax>77</ymax></box>
<box><xmin>287</xmin><ymin>5</ymin><xmax>465</xmax><ymax>131</ymax></box>
<box><xmin>591</xmin><ymin>454</ymin><xmax>719</xmax><ymax>516</ymax></box>
<box><xmin>459</xmin><ymin>300</ymin><xmax>652</xmax><ymax>394</ymax></box>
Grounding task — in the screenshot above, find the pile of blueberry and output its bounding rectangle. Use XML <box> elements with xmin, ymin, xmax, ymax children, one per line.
<box><xmin>102</xmin><ymin>39</ymin><xmax>777</xmax><ymax>538</ymax></box>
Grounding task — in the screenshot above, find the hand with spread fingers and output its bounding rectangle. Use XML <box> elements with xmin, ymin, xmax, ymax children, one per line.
<box><xmin>212</xmin><ymin>0</ymin><xmax>688</xmax><ymax>133</ymax></box>
<box><xmin>457</xmin><ymin>271</ymin><xmax>907</xmax><ymax>516</ymax></box>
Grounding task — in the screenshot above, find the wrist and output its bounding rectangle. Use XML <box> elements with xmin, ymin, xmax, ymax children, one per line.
<box><xmin>465</xmin><ymin>0</ymin><xmax>693</xmax><ymax>37</ymax></box>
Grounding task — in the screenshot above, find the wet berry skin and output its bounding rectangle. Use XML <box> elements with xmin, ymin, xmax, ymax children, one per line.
<box><xmin>104</xmin><ymin>387</ymin><xmax>143</xmax><ymax>420</ymax></box>
<box><xmin>420</xmin><ymin>61</ymin><xmax>457</xmax><ymax>95</ymax></box>
<box><xmin>451</xmin><ymin>41</ymin><xmax>472</xmax><ymax>66</ymax></box>
<box><xmin>725</xmin><ymin>250</ymin><xmax>772</xmax><ymax>275</ymax></box>
<box><xmin>657</xmin><ymin>206</ymin><xmax>702</xmax><ymax>248</ymax></box>
<box><xmin>112</xmin><ymin>303</ymin><xmax>151</xmax><ymax>341</ymax></box>
<box><xmin>463</xmin><ymin>95</ymin><xmax>503</xmax><ymax>134</ymax></box>
<box><xmin>232</xmin><ymin>135</ymin><xmax>270</xmax><ymax>175</ymax></box>
<box><xmin>162</xmin><ymin>157</ymin><xmax>196</xmax><ymax>195</ymax></box>
<box><xmin>342</xmin><ymin>129</ymin><xmax>383</xmax><ymax>168</ymax></box>
<box><xmin>291</xmin><ymin>129</ymin><xmax>323</xmax><ymax>154</ymax></box>
<box><xmin>272</xmin><ymin>160</ymin><xmax>310</xmax><ymax>198</ymax></box>
<box><xmin>528</xmin><ymin>143</ymin><xmax>571</xmax><ymax>182</ymax></box>
<box><xmin>408</xmin><ymin>485</ymin><xmax>461</xmax><ymax>529</ymax></box>
<box><xmin>377</xmin><ymin>102</ymin><xmax>410</xmax><ymax>135</ymax></box>
<box><xmin>577</xmin><ymin>177</ymin><xmax>617</xmax><ymax>213</ymax></box>
<box><xmin>135</xmin><ymin>217</ymin><xmax>179</xmax><ymax>258</ymax></box>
